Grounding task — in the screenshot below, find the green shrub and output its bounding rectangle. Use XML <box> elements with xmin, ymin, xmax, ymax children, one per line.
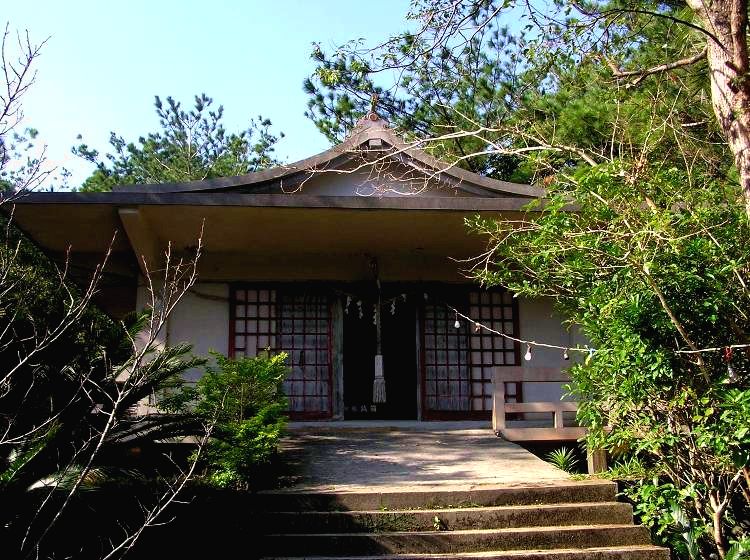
<box><xmin>471</xmin><ymin>163</ymin><xmax>750</xmax><ymax>557</ymax></box>
<box><xmin>545</xmin><ymin>447</ymin><xmax>580</xmax><ymax>473</ymax></box>
<box><xmin>162</xmin><ymin>351</ymin><xmax>289</xmax><ymax>489</ymax></box>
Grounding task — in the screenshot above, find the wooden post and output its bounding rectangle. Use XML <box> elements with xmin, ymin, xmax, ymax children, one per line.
<box><xmin>492</xmin><ymin>368</ymin><xmax>506</xmax><ymax>435</ymax></box>
<box><xmin>331</xmin><ymin>297</ymin><xmax>345</xmax><ymax>420</ymax></box>
<box><xmin>414</xmin><ymin>306</ymin><xmax>423</xmax><ymax>421</ymax></box>
<box><xmin>587</xmin><ymin>446</ymin><xmax>607</xmax><ymax>474</ymax></box>
<box><xmin>553</xmin><ymin>409</ymin><xmax>564</xmax><ymax>429</ymax></box>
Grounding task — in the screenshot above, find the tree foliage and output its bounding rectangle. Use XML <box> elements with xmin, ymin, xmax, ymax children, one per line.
<box><xmin>305</xmin><ymin>1</ymin><xmax>732</xmax><ymax>185</ymax></box>
<box><xmin>74</xmin><ymin>94</ymin><xmax>283</xmax><ymax>191</ymax></box>
<box><xmin>0</xmin><ymin>26</ymin><xmax>221</xmax><ymax>557</ymax></box>
<box><xmin>471</xmin><ymin>160</ymin><xmax>750</xmax><ymax>558</ymax></box>
<box><xmin>305</xmin><ymin>21</ymin><xmax>530</xmax><ymax>180</ymax></box>
<box><xmin>161</xmin><ymin>352</ymin><xmax>289</xmax><ymax>490</ymax></box>
<box><xmin>0</xmin><ymin>216</ymin><xmax>211</xmax><ymax>558</ymax></box>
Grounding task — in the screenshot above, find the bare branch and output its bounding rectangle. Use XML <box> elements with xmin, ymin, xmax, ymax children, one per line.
<box><xmin>608</xmin><ymin>47</ymin><xmax>708</xmax><ymax>87</ymax></box>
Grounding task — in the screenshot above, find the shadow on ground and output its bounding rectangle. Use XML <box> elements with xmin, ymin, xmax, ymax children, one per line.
<box><xmin>274</xmin><ymin>424</ymin><xmax>569</xmax><ymax>491</ymax></box>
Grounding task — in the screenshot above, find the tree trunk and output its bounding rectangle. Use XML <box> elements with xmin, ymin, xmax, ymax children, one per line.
<box><xmin>687</xmin><ymin>0</ymin><xmax>750</xmax><ymax>218</ymax></box>
<box><xmin>709</xmin><ymin>491</ymin><xmax>729</xmax><ymax>559</ymax></box>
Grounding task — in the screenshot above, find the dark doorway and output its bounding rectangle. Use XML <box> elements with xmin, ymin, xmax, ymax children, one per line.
<box><xmin>343</xmin><ymin>292</ymin><xmax>418</xmax><ymax>420</ymax></box>
<box><xmin>343</xmin><ymin>302</ymin><xmax>376</xmax><ymax>418</ymax></box>
<box><xmin>381</xmin><ymin>300</ymin><xmax>418</xmax><ymax>419</ymax></box>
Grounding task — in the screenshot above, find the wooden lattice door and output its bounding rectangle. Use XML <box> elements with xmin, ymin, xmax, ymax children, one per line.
<box><xmin>421</xmin><ymin>289</ymin><xmax>519</xmax><ymax>419</ymax></box>
<box><xmin>230</xmin><ymin>286</ymin><xmax>333</xmax><ymax>419</ymax></box>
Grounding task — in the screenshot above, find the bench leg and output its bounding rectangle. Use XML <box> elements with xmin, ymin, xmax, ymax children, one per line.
<box><xmin>587</xmin><ymin>446</ymin><xmax>607</xmax><ymax>474</ymax></box>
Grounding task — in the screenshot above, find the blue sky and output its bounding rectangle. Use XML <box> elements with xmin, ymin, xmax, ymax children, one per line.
<box><xmin>6</xmin><ymin>0</ymin><xmax>411</xmax><ymax>188</ymax></box>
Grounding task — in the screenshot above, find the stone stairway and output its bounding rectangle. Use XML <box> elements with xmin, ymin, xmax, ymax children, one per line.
<box><xmin>257</xmin><ymin>480</ymin><xmax>669</xmax><ymax>559</ymax></box>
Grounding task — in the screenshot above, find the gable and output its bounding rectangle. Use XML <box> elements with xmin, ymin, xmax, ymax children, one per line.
<box><xmin>273</xmin><ymin>160</ymin><xmax>477</xmax><ymax>198</ymax></box>
<box><xmin>111</xmin><ymin>113</ymin><xmax>545</xmax><ymax>200</ymax></box>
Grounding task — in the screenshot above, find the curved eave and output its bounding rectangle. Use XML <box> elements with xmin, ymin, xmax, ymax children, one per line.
<box><xmin>113</xmin><ymin>119</ymin><xmax>546</xmax><ymax>199</ymax></box>
<box><xmin>12</xmin><ymin>191</ymin><xmax>546</xmax><ymax>211</ymax></box>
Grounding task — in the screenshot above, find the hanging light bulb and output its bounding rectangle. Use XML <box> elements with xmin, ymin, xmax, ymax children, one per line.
<box><xmin>474</xmin><ymin>322</ymin><xmax>481</xmax><ymax>334</ymax></box>
<box><xmin>585</xmin><ymin>347</ymin><xmax>596</xmax><ymax>364</ymax></box>
<box><xmin>723</xmin><ymin>347</ymin><xmax>739</xmax><ymax>384</ymax></box>
<box><xmin>724</xmin><ymin>363</ymin><xmax>740</xmax><ymax>384</ymax></box>
<box><xmin>563</xmin><ymin>348</ymin><xmax>570</xmax><ymax>361</ymax></box>
<box><xmin>454</xmin><ymin>311</ymin><xmax>461</xmax><ymax>329</ymax></box>
<box><xmin>524</xmin><ymin>344</ymin><xmax>533</xmax><ymax>361</ymax></box>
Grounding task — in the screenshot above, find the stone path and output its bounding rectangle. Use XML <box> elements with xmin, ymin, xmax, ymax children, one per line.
<box><xmin>275</xmin><ymin>422</ymin><xmax>569</xmax><ymax>492</ymax></box>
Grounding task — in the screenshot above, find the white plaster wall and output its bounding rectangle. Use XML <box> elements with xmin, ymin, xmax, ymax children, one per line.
<box><xmin>133</xmin><ymin>284</ymin><xmax>166</xmax><ymax>355</ymax></box>
<box><xmin>517</xmin><ymin>297</ymin><xmax>587</xmax><ymax>404</ymax></box>
<box><xmin>166</xmin><ymin>283</ymin><xmax>229</xmax><ymax>382</ymax></box>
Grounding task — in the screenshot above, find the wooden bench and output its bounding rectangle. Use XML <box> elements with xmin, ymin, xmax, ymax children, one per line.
<box><xmin>493</xmin><ymin>366</ymin><xmax>606</xmax><ymax>473</ymax></box>
<box><xmin>492</xmin><ymin>366</ymin><xmax>587</xmax><ymax>442</ymax></box>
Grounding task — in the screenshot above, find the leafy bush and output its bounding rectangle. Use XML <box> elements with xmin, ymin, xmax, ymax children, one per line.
<box><xmin>471</xmin><ymin>163</ymin><xmax>750</xmax><ymax>558</ymax></box>
<box><xmin>162</xmin><ymin>352</ymin><xmax>289</xmax><ymax>489</ymax></box>
<box><xmin>620</xmin><ymin>480</ymin><xmax>706</xmax><ymax>557</ymax></box>
<box><xmin>726</xmin><ymin>538</ymin><xmax>750</xmax><ymax>560</ymax></box>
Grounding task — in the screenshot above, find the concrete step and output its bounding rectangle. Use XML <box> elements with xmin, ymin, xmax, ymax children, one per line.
<box><xmin>264</xmin><ymin>546</ymin><xmax>670</xmax><ymax>560</ymax></box>
<box><xmin>256</xmin><ymin>481</ymin><xmax>617</xmax><ymax>512</ymax></box>
<box><xmin>261</xmin><ymin>524</ymin><xmax>652</xmax><ymax>556</ymax></box>
<box><xmin>255</xmin><ymin>502</ymin><xmax>634</xmax><ymax>533</ymax></box>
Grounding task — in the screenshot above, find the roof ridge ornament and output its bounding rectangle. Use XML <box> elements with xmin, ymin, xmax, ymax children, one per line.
<box><xmin>355</xmin><ymin>111</ymin><xmax>389</xmax><ymax>130</ymax></box>
<box><xmin>350</xmin><ymin>93</ymin><xmax>389</xmax><ymax>131</ymax></box>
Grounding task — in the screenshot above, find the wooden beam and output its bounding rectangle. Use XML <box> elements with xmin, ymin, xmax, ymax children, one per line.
<box><xmin>504</xmin><ymin>402</ymin><xmax>579</xmax><ymax>413</ymax></box>
<box><xmin>493</xmin><ymin>366</ymin><xmax>581</xmax><ymax>440</ymax></box>
<box><xmin>492</xmin><ymin>378</ymin><xmax>506</xmax><ymax>433</ymax></box>
<box><xmin>414</xmin><ymin>305</ymin><xmax>423</xmax><ymax>421</ymax></box>
<box><xmin>500</xmin><ymin>427</ymin><xmax>587</xmax><ymax>442</ymax></box>
<box><xmin>117</xmin><ymin>208</ymin><xmax>163</xmax><ymax>279</ymax></box>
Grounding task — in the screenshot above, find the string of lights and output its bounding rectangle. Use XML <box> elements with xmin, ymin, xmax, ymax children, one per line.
<box><xmin>335</xmin><ymin>287</ymin><xmax>599</xmax><ymax>361</ymax></box>
<box><xmin>675</xmin><ymin>343</ymin><xmax>750</xmax><ymax>354</ymax></box>
<box><xmin>337</xmin><ymin>287</ymin><xmax>746</xmax><ymax>377</ymax></box>
<box><xmin>444</xmin><ymin>303</ymin><xmax>596</xmax><ymax>361</ymax></box>
<box><xmin>447</xmin><ymin>301</ymin><xmax>746</xmax><ymax>371</ymax></box>
<box><xmin>675</xmin><ymin>344</ymin><xmax>747</xmax><ymax>383</ymax></box>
